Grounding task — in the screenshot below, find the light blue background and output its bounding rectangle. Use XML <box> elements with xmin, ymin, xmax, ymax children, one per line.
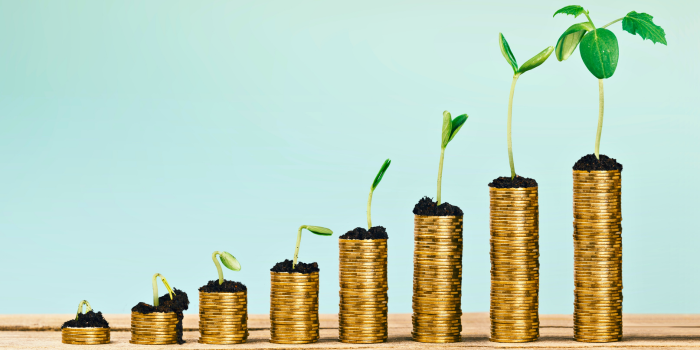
<box><xmin>0</xmin><ymin>0</ymin><xmax>697</xmax><ymax>315</ymax></box>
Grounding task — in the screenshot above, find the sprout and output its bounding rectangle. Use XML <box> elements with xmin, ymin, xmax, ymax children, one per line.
<box><xmin>498</xmin><ymin>33</ymin><xmax>554</xmax><ymax>180</ymax></box>
<box><xmin>75</xmin><ymin>300</ymin><xmax>92</xmax><ymax>321</ymax></box>
<box><xmin>367</xmin><ymin>159</ymin><xmax>391</xmax><ymax>229</ymax></box>
<box><xmin>553</xmin><ymin>5</ymin><xmax>667</xmax><ymax>159</ymax></box>
<box><xmin>212</xmin><ymin>251</ymin><xmax>241</xmax><ymax>285</ymax></box>
<box><xmin>152</xmin><ymin>273</ymin><xmax>175</xmax><ymax>307</ymax></box>
<box><xmin>437</xmin><ymin>111</ymin><xmax>468</xmax><ymax>205</ymax></box>
<box><xmin>293</xmin><ymin>225</ymin><xmax>333</xmax><ymax>269</ymax></box>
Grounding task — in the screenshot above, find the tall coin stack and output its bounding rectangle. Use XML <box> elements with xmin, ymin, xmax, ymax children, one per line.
<box><xmin>269</xmin><ymin>271</ymin><xmax>320</xmax><ymax>344</ymax></box>
<box><xmin>129</xmin><ymin>312</ymin><xmax>179</xmax><ymax>345</ymax></box>
<box><xmin>339</xmin><ymin>239</ymin><xmax>388</xmax><ymax>343</ymax></box>
<box><xmin>573</xmin><ymin>170</ymin><xmax>622</xmax><ymax>342</ymax></box>
<box><xmin>489</xmin><ymin>186</ymin><xmax>539</xmax><ymax>343</ymax></box>
<box><xmin>198</xmin><ymin>291</ymin><xmax>248</xmax><ymax>344</ymax></box>
<box><xmin>412</xmin><ymin>215</ymin><xmax>463</xmax><ymax>343</ymax></box>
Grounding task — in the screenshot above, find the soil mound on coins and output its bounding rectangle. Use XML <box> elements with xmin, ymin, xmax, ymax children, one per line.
<box><xmin>412</xmin><ymin>196</ymin><xmax>463</xmax><ymax>216</ymax></box>
<box><xmin>131</xmin><ymin>288</ymin><xmax>189</xmax><ymax>344</ymax></box>
<box><xmin>270</xmin><ymin>259</ymin><xmax>319</xmax><ymax>273</ymax></box>
<box><xmin>61</xmin><ymin>310</ymin><xmax>109</xmax><ymax>329</ymax></box>
<box><xmin>199</xmin><ymin>280</ymin><xmax>247</xmax><ymax>293</ymax></box>
<box><xmin>339</xmin><ymin>226</ymin><xmax>388</xmax><ymax>240</ymax></box>
<box><xmin>573</xmin><ymin>154</ymin><xmax>623</xmax><ymax>171</ymax></box>
<box><xmin>488</xmin><ymin>175</ymin><xmax>538</xmax><ymax>188</ymax></box>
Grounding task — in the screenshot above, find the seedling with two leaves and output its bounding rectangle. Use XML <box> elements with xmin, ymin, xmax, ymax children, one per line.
<box><xmin>293</xmin><ymin>225</ymin><xmax>333</xmax><ymax>269</ymax></box>
<box><xmin>437</xmin><ymin>111</ymin><xmax>468</xmax><ymax>205</ymax></box>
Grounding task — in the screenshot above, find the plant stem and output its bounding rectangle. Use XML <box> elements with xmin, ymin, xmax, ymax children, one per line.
<box><xmin>152</xmin><ymin>273</ymin><xmax>174</xmax><ymax>307</ymax></box>
<box><xmin>508</xmin><ymin>73</ymin><xmax>521</xmax><ymax>180</ymax></box>
<box><xmin>437</xmin><ymin>147</ymin><xmax>445</xmax><ymax>206</ymax></box>
<box><xmin>584</xmin><ymin>11</ymin><xmax>596</xmax><ymax>27</ymax></box>
<box><xmin>367</xmin><ymin>188</ymin><xmax>374</xmax><ymax>230</ymax></box>
<box><xmin>595</xmin><ymin>79</ymin><xmax>604</xmax><ymax>159</ymax></box>
<box><xmin>75</xmin><ymin>300</ymin><xmax>92</xmax><ymax>320</ymax></box>
<box><xmin>293</xmin><ymin>226</ymin><xmax>305</xmax><ymax>269</ymax></box>
<box><xmin>212</xmin><ymin>251</ymin><xmax>224</xmax><ymax>285</ymax></box>
<box><xmin>602</xmin><ymin>17</ymin><xmax>623</xmax><ymax>29</ymax></box>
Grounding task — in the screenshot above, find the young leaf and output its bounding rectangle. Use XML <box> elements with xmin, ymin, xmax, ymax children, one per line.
<box><xmin>441</xmin><ymin>111</ymin><xmax>452</xmax><ymax>148</ymax></box>
<box><xmin>219</xmin><ymin>251</ymin><xmax>241</xmax><ymax>271</ymax></box>
<box><xmin>553</xmin><ymin>5</ymin><xmax>587</xmax><ymax>18</ymax></box>
<box><xmin>499</xmin><ymin>33</ymin><xmax>518</xmax><ymax>74</ymax></box>
<box><xmin>622</xmin><ymin>11</ymin><xmax>667</xmax><ymax>45</ymax></box>
<box><xmin>580</xmin><ymin>28</ymin><xmax>619</xmax><ymax>79</ymax></box>
<box><xmin>371</xmin><ymin>159</ymin><xmax>391</xmax><ymax>190</ymax></box>
<box><xmin>555</xmin><ymin>22</ymin><xmax>595</xmax><ymax>61</ymax></box>
<box><xmin>448</xmin><ymin>114</ymin><xmax>468</xmax><ymax>143</ymax></box>
<box><xmin>306</xmin><ymin>226</ymin><xmax>333</xmax><ymax>236</ymax></box>
<box><xmin>518</xmin><ymin>46</ymin><xmax>554</xmax><ymax>74</ymax></box>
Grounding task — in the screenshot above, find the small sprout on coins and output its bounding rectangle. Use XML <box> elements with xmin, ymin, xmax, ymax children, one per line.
<box><xmin>367</xmin><ymin>159</ymin><xmax>391</xmax><ymax>229</ymax></box>
<box><xmin>293</xmin><ymin>225</ymin><xmax>333</xmax><ymax>269</ymax></box>
<box><xmin>212</xmin><ymin>251</ymin><xmax>241</xmax><ymax>285</ymax></box>
<box><xmin>75</xmin><ymin>300</ymin><xmax>92</xmax><ymax>321</ymax></box>
<box><xmin>152</xmin><ymin>273</ymin><xmax>175</xmax><ymax>307</ymax></box>
<box><xmin>437</xmin><ymin>111</ymin><xmax>468</xmax><ymax>205</ymax></box>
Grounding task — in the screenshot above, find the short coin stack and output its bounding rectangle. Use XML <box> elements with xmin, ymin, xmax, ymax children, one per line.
<box><xmin>199</xmin><ymin>291</ymin><xmax>248</xmax><ymax>344</ymax></box>
<box><xmin>61</xmin><ymin>328</ymin><xmax>110</xmax><ymax>345</ymax></box>
<box><xmin>269</xmin><ymin>271</ymin><xmax>319</xmax><ymax>344</ymax></box>
<box><xmin>489</xmin><ymin>186</ymin><xmax>540</xmax><ymax>343</ymax></box>
<box><xmin>573</xmin><ymin>170</ymin><xmax>622</xmax><ymax>342</ymax></box>
<box><xmin>339</xmin><ymin>238</ymin><xmax>388</xmax><ymax>343</ymax></box>
<box><xmin>412</xmin><ymin>215</ymin><xmax>463</xmax><ymax>343</ymax></box>
<box><xmin>129</xmin><ymin>312</ymin><xmax>179</xmax><ymax>345</ymax></box>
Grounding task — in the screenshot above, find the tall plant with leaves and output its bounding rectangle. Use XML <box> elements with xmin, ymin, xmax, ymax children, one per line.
<box><xmin>553</xmin><ymin>5</ymin><xmax>667</xmax><ymax>159</ymax></box>
<box><xmin>437</xmin><ymin>111</ymin><xmax>468</xmax><ymax>205</ymax></box>
<box><xmin>499</xmin><ymin>33</ymin><xmax>554</xmax><ymax>179</ymax></box>
<box><xmin>367</xmin><ymin>159</ymin><xmax>391</xmax><ymax>229</ymax></box>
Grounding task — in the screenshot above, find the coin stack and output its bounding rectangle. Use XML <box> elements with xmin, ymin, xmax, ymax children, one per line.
<box><xmin>129</xmin><ymin>311</ymin><xmax>179</xmax><ymax>345</ymax></box>
<box><xmin>62</xmin><ymin>327</ymin><xmax>110</xmax><ymax>345</ymax></box>
<box><xmin>269</xmin><ymin>271</ymin><xmax>319</xmax><ymax>344</ymax></box>
<box><xmin>573</xmin><ymin>170</ymin><xmax>622</xmax><ymax>342</ymax></box>
<box><xmin>199</xmin><ymin>291</ymin><xmax>248</xmax><ymax>344</ymax></box>
<box><xmin>412</xmin><ymin>215</ymin><xmax>463</xmax><ymax>343</ymax></box>
<box><xmin>339</xmin><ymin>239</ymin><xmax>388</xmax><ymax>343</ymax></box>
<box><xmin>489</xmin><ymin>186</ymin><xmax>539</xmax><ymax>343</ymax></box>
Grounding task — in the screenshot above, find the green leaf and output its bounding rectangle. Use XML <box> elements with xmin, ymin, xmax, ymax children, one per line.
<box><xmin>306</xmin><ymin>226</ymin><xmax>333</xmax><ymax>236</ymax></box>
<box><xmin>499</xmin><ymin>33</ymin><xmax>518</xmax><ymax>74</ymax></box>
<box><xmin>441</xmin><ymin>111</ymin><xmax>452</xmax><ymax>148</ymax></box>
<box><xmin>580</xmin><ymin>28</ymin><xmax>619</xmax><ymax>79</ymax></box>
<box><xmin>518</xmin><ymin>46</ymin><xmax>554</xmax><ymax>74</ymax></box>
<box><xmin>555</xmin><ymin>22</ymin><xmax>595</xmax><ymax>61</ymax></box>
<box><xmin>622</xmin><ymin>11</ymin><xmax>667</xmax><ymax>45</ymax></box>
<box><xmin>219</xmin><ymin>251</ymin><xmax>241</xmax><ymax>271</ymax></box>
<box><xmin>371</xmin><ymin>159</ymin><xmax>391</xmax><ymax>190</ymax></box>
<box><xmin>448</xmin><ymin>114</ymin><xmax>468</xmax><ymax>143</ymax></box>
<box><xmin>553</xmin><ymin>5</ymin><xmax>587</xmax><ymax>18</ymax></box>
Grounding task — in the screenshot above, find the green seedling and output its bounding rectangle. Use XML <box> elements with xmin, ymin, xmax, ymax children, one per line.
<box><xmin>75</xmin><ymin>300</ymin><xmax>92</xmax><ymax>321</ymax></box>
<box><xmin>553</xmin><ymin>5</ymin><xmax>667</xmax><ymax>159</ymax></box>
<box><xmin>367</xmin><ymin>159</ymin><xmax>391</xmax><ymax>229</ymax></box>
<box><xmin>152</xmin><ymin>273</ymin><xmax>175</xmax><ymax>307</ymax></box>
<box><xmin>437</xmin><ymin>111</ymin><xmax>468</xmax><ymax>205</ymax></box>
<box><xmin>499</xmin><ymin>33</ymin><xmax>554</xmax><ymax>179</ymax></box>
<box><xmin>293</xmin><ymin>225</ymin><xmax>333</xmax><ymax>269</ymax></box>
<box><xmin>212</xmin><ymin>251</ymin><xmax>241</xmax><ymax>285</ymax></box>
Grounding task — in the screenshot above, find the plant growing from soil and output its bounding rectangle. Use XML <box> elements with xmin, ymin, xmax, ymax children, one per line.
<box><xmin>498</xmin><ymin>33</ymin><xmax>554</xmax><ymax>179</ymax></box>
<box><xmin>60</xmin><ymin>300</ymin><xmax>110</xmax><ymax>329</ymax></box>
<box><xmin>293</xmin><ymin>225</ymin><xmax>333</xmax><ymax>269</ymax></box>
<box><xmin>132</xmin><ymin>273</ymin><xmax>190</xmax><ymax>344</ymax></box>
<box><xmin>75</xmin><ymin>300</ymin><xmax>92</xmax><ymax>320</ymax></box>
<box><xmin>437</xmin><ymin>111</ymin><xmax>468</xmax><ymax>205</ymax></box>
<box><xmin>212</xmin><ymin>251</ymin><xmax>241</xmax><ymax>285</ymax></box>
<box><xmin>367</xmin><ymin>159</ymin><xmax>391</xmax><ymax>230</ymax></box>
<box><xmin>553</xmin><ymin>5</ymin><xmax>667</xmax><ymax>160</ymax></box>
<box><xmin>152</xmin><ymin>273</ymin><xmax>175</xmax><ymax>307</ymax></box>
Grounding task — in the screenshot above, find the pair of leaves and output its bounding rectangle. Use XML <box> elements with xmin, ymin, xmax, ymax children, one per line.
<box><xmin>218</xmin><ymin>251</ymin><xmax>241</xmax><ymax>271</ymax></box>
<box><xmin>304</xmin><ymin>225</ymin><xmax>333</xmax><ymax>236</ymax></box>
<box><xmin>371</xmin><ymin>159</ymin><xmax>391</xmax><ymax>190</ymax></box>
<box><xmin>499</xmin><ymin>33</ymin><xmax>554</xmax><ymax>75</ymax></box>
<box><xmin>441</xmin><ymin>111</ymin><xmax>468</xmax><ymax>149</ymax></box>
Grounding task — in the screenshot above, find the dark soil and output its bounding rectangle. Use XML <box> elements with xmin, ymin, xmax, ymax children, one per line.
<box><xmin>270</xmin><ymin>259</ymin><xmax>319</xmax><ymax>274</ymax></box>
<box><xmin>131</xmin><ymin>288</ymin><xmax>189</xmax><ymax>344</ymax></box>
<box><xmin>339</xmin><ymin>226</ymin><xmax>388</xmax><ymax>240</ymax></box>
<box><xmin>60</xmin><ymin>310</ymin><xmax>109</xmax><ymax>329</ymax></box>
<box><xmin>573</xmin><ymin>154</ymin><xmax>623</xmax><ymax>171</ymax></box>
<box><xmin>199</xmin><ymin>280</ymin><xmax>247</xmax><ymax>293</ymax></box>
<box><xmin>412</xmin><ymin>196</ymin><xmax>463</xmax><ymax>216</ymax></box>
<box><xmin>489</xmin><ymin>175</ymin><xmax>538</xmax><ymax>188</ymax></box>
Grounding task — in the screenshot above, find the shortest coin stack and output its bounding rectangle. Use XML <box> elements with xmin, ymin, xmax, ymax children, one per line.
<box><xmin>130</xmin><ymin>312</ymin><xmax>179</xmax><ymax>345</ymax></box>
<box><xmin>62</xmin><ymin>328</ymin><xmax>110</xmax><ymax>345</ymax></box>
<box><xmin>270</xmin><ymin>271</ymin><xmax>320</xmax><ymax>344</ymax></box>
<box><xmin>199</xmin><ymin>291</ymin><xmax>248</xmax><ymax>344</ymax></box>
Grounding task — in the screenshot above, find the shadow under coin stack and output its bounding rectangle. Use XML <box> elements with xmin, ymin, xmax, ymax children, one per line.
<box><xmin>489</xmin><ymin>186</ymin><xmax>540</xmax><ymax>342</ymax></box>
<box><xmin>573</xmin><ymin>170</ymin><xmax>622</xmax><ymax>342</ymax></box>
<box><xmin>61</xmin><ymin>328</ymin><xmax>110</xmax><ymax>345</ymax></box>
<box><xmin>339</xmin><ymin>239</ymin><xmax>388</xmax><ymax>343</ymax></box>
<box><xmin>269</xmin><ymin>271</ymin><xmax>320</xmax><ymax>344</ymax></box>
<box><xmin>199</xmin><ymin>291</ymin><xmax>248</xmax><ymax>344</ymax></box>
<box><xmin>412</xmin><ymin>215</ymin><xmax>463</xmax><ymax>343</ymax></box>
<box><xmin>130</xmin><ymin>312</ymin><xmax>179</xmax><ymax>345</ymax></box>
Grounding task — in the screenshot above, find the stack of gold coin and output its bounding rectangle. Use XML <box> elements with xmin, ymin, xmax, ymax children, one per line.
<box><xmin>61</xmin><ymin>327</ymin><xmax>110</xmax><ymax>345</ymax></box>
<box><xmin>412</xmin><ymin>215</ymin><xmax>463</xmax><ymax>343</ymax></box>
<box><xmin>129</xmin><ymin>311</ymin><xmax>179</xmax><ymax>345</ymax></box>
<box><xmin>489</xmin><ymin>187</ymin><xmax>539</xmax><ymax>343</ymax></box>
<box><xmin>573</xmin><ymin>170</ymin><xmax>622</xmax><ymax>342</ymax></box>
<box><xmin>339</xmin><ymin>239</ymin><xmax>388</xmax><ymax>343</ymax></box>
<box><xmin>198</xmin><ymin>291</ymin><xmax>248</xmax><ymax>344</ymax></box>
<box><xmin>270</xmin><ymin>271</ymin><xmax>319</xmax><ymax>344</ymax></box>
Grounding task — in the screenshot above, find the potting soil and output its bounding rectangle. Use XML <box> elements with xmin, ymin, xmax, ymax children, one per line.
<box><xmin>573</xmin><ymin>154</ymin><xmax>623</xmax><ymax>171</ymax></box>
<box><xmin>60</xmin><ymin>310</ymin><xmax>110</xmax><ymax>329</ymax></box>
<box><xmin>199</xmin><ymin>279</ymin><xmax>247</xmax><ymax>293</ymax></box>
<box><xmin>270</xmin><ymin>259</ymin><xmax>319</xmax><ymax>273</ymax></box>
<box><xmin>339</xmin><ymin>226</ymin><xmax>388</xmax><ymax>240</ymax></box>
<box><xmin>412</xmin><ymin>196</ymin><xmax>463</xmax><ymax>216</ymax></box>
